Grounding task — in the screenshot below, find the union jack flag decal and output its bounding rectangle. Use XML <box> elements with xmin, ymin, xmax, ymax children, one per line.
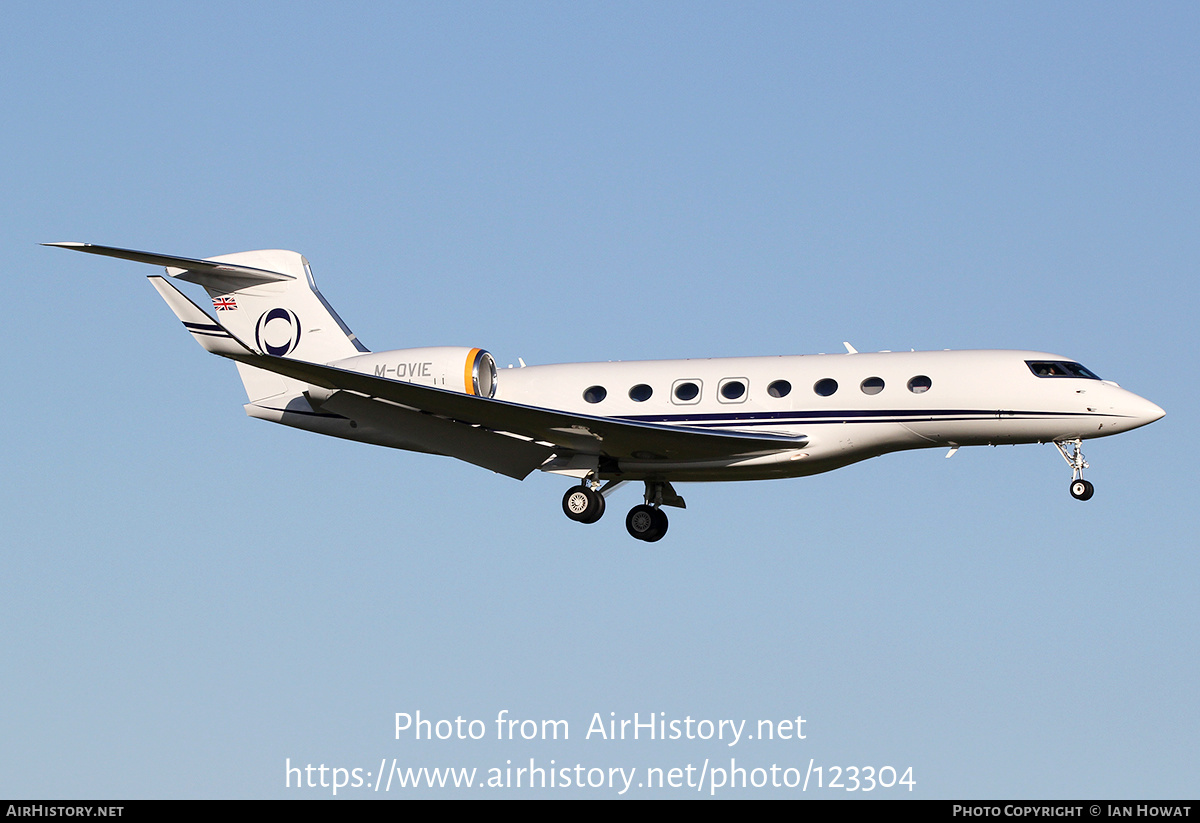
<box><xmin>213</xmin><ymin>296</ymin><xmax>238</xmax><ymax>311</ymax></box>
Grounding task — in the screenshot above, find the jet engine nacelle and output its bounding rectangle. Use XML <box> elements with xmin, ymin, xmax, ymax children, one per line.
<box><xmin>329</xmin><ymin>347</ymin><xmax>497</xmax><ymax>397</ymax></box>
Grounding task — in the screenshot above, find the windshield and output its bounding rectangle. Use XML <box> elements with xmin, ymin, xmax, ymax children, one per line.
<box><xmin>1025</xmin><ymin>360</ymin><xmax>1101</xmax><ymax>380</ymax></box>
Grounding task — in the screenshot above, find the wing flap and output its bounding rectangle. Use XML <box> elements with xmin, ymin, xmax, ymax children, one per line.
<box><xmin>314</xmin><ymin>390</ymin><xmax>556</xmax><ymax>479</ymax></box>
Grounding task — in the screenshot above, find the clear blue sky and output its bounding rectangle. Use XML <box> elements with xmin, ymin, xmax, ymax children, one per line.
<box><xmin>3</xmin><ymin>1</ymin><xmax>1196</xmax><ymax>798</ymax></box>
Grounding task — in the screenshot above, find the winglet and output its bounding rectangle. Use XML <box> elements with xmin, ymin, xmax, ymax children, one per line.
<box><xmin>843</xmin><ymin>342</ymin><xmax>858</xmax><ymax>354</ymax></box>
<box><xmin>147</xmin><ymin>275</ymin><xmax>256</xmax><ymax>357</ymax></box>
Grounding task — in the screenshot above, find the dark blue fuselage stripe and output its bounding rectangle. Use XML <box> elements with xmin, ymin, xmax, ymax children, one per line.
<box><xmin>616</xmin><ymin>409</ymin><xmax>1130</xmax><ymax>428</ymax></box>
<box><xmin>619</xmin><ymin>408</ymin><xmax>1105</xmax><ymax>423</ymax></box>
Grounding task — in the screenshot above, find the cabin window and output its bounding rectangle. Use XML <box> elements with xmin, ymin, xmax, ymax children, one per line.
<box><xmin>767</xmin><ymin>379</ymin><xmax>791</xmax><ymax>398</ymax></box>
<box><xmin>1026</xmin><ymin>360</ymin><xmax>1101</xmax><ymax>380</ymax></box>
<box><xmin>860</xmin><ymin>377</ymin><xmax>885</xmax><ymax>395</ymax></box>
<box><xmin>718</xmin><ymin>378</ymin><xmax>747</xmax><ymax>403</ymax></box>
<box><xmin>583</xmin><ymin>386</ymin><xmax>607</xmax><ymax>404</ymax></box>
<box><xmin>814</xmin><ymin>378</ymin><xmax>838</xmax><ymax>397</ymax></box>
<box><xmin>908</xmin><ymin>375</ymin><xmax>932</xmax><ymax>394</ymax></box>
<box><xmin>672</xmin><ymin>380</ymin><xmax>702</xmax><ymax>404</ymax></box>
<box><xmin>629</xmin><ymin>384</ymin><xmax>653</xmax><ymax>402</ymax></box>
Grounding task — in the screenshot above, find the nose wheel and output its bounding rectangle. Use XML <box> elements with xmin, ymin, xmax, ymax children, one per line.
<box><xmin>1070</xmin><ymin>478</ymin><xmax>1095</xmax><ymax>501</ymax></box>
<box><xmin>1055</xmin><ymin>439</ymin><xmax>1095</xmax><ymax>501</ymax></box>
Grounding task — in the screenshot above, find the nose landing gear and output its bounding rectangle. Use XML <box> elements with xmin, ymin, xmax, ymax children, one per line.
<box><xmin>1055</xmin><ymin>439</ymin><xmax>1095</xmax><ymax>501</ymax></box>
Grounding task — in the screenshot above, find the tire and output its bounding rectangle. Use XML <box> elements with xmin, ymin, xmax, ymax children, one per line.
<box><xmin>582</xmin><ymin>489</ymin><xmax>606</xmax><ymax>523</ymax></box>
<box><xmin>563</xmin><ymin>487</ymin><xmax>603</xmax><ymax>522</ymax></box>
<box><xmin>1070</xmin><ymin>479</ymin><xmax>1095</xmax><ymax>501</ymax></box>
<box><xmin>626</xmin><ymin>504</ymin><xmax>665</xmax><ymax>541</ymax></box>
<box><xmin>642</xmin><ymin>508</ymin><xmax>669</xmax><ymax>542</ymax></box>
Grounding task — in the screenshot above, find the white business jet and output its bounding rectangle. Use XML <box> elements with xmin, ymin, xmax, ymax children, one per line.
<box><xmin>47</xmin><ymin>243</ymin><xmax>1164</xmax><ymax>542</ymax></box>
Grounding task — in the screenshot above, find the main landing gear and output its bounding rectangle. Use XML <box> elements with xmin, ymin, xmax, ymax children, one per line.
<box><xmin>561</xmin><ymin>478</ymin><xmax>683</xmax><ymax>542</ymax></box>
<box><xmin>562</xmin><ymin>484</ymin><xmax>605</xmax><ymax>524</ymax></box>
<box><xmin>1055</xmin><ymin>438</ymin><xmax>1095</xmax><ymax>501</ymax></box>
<box><xmin>625</xmin><ymin>504</ymin><xmax>668</xmax><ymax>542</ymax></box>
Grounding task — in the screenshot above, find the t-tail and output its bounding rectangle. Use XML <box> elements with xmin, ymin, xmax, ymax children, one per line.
<box><xmin>44</xmin><ymin>242</ymin><xmax>369</xmax><ymax>410</ymax></box>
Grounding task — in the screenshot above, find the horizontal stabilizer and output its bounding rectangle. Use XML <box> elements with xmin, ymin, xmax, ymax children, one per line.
<box><xmin>44</xmin><ymin>242</ymin><xmax>295</xmax><ymax>291</ymax></box>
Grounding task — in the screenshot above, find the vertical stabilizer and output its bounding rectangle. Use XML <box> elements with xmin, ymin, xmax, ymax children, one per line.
<box><xmin>176</xmin><ymin>249</ymin><xmax>368</xmax><ymax>364</ymax></box>
<box><xmin>46</xmin><ymin>242</ymin><xmax>369</xmax><ymax>406</ymax></box>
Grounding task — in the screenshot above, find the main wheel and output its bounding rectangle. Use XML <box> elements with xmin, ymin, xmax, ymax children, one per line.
<box><xmin>1070</xmin><ymin>479</ymin><xmax>1095</xmax><ymax>501</ymax></box>
<box><xmin>563</xmin><ymin>486</ymin><xmax>605</xmax><ymax>522</ymax></box>
<box><xmin>646</xmin><ymin>508</ymin><xmax>668</xmax><ymax>542</ymax></box>
<box><xmin>584</xmin><ymin>489</ymin><xmax>606</xmax><ymax>523</ymax></box>
<box><xmin>626</xmin><ymin>504</ymin><xmax>667</xmax><ymax>541</ymax></box>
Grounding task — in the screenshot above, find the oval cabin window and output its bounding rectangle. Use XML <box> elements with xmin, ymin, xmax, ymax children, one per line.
<box><xmin>629</xmin><ymin>384</ymin><xmax>653</xmax><ymax>402</ymax></box>
<box><xmin>674</xmin><ymin>382</ymin><xmax>700</xmax><ymax>402</ymax></box>
<box><xmin>814</xmin><ymin>378</ymin><xmax>838</xmax><ymax>397</ymax></box>
<box><xmin>908</xmin><ymin>375</ymin><xmax>932</xmax><ymax>394</ymax></box>
<box><xmin>860</xmin><ymin>377</ymin><xmax>885</xmax><ymax>395</ymax></box>
<box><xmin>719</xmin><ymin>379</ymin><xmax>747</xmax><ymax>401</ymax></box>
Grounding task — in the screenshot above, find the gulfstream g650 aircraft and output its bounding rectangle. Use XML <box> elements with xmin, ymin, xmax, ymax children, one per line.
<box><xmin>48</xmin><ymin>242</ymin><xmax>1164</xmax><ymax>542</ymax></box>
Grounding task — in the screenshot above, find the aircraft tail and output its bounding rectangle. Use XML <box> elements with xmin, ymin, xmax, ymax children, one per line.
<box><xmin>166</xmin><ymin>248</ymin><xmax>368</xmax><ymax>363</ymax></box>
<box><xmin>46</xmin><ymin>243</ymin><xmax>370</xmax><ymax>403</ymax></box>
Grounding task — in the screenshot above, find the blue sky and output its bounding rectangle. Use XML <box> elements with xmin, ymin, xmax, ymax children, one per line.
<box><xmin>2</xmin><ymin>2</ymin><xmax>1196</xmax><ymax>798</ymax></box>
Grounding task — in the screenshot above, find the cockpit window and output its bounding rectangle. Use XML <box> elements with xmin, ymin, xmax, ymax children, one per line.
<box><xmin>1026</xmin><ymin>361</ymin><xmax>1101</xmax><ymax>380</ymax></box>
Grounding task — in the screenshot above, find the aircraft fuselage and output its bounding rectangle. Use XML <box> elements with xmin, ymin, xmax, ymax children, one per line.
<box><xmin>495</xmin><ymin>348</ymin><xmax>1163</xmax><ymax>482</ymax></box>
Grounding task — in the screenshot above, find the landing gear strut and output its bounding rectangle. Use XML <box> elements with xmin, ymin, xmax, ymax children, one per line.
<box><xmin>1055</xmin><ymin>439</ymin><xmax>1095</xmax><ymax>501</ymax></box>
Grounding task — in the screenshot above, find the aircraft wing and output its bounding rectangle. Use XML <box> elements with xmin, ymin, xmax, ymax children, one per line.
<box><xmin>258</xmin><ymin>356</ymin><xmax>807</xmax><ymax>462</ymax></box>
<box><xmin>146</xmin><ymin>273</ymin><xmax>808</xmax><ymax>469</ymax></box>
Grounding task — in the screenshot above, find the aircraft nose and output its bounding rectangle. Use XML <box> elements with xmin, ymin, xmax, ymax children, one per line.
<box><xmin>1140</xmin><ymin>398</ymin><xmax>1166</xmax><ymax>425</ymax></box>
<box><xmin>1123</xmin><ymin>392</ymin><xmax>1165</xmax><ymax>429</ymax></box>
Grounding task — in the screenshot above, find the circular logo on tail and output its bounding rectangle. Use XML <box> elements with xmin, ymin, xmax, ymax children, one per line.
<box><xmin>255</xmin><ymin>308</ymin><xmax>302</xmax><ymax>356</ymax></box>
